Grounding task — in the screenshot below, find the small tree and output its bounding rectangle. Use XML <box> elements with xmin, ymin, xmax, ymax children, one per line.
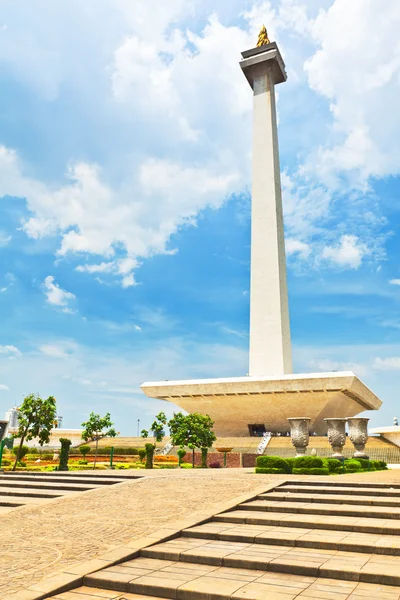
<box><xmin>168</xmin><ymin>412</ymin><xmax>216</xmax><ymax>469</ymax></box>
<box><xmin>138</xmin><ymin>448</ymin><xmax>146</xmax><ymax>463</ymax></box>
<box><xmin>59</xmin><ymin>438</ymin><xmax>72</xmax><ymax>471</ymax></box>
<box><xmin>79</xmin><ymin>444</ymin><xmax>91</xmax><ymax>459</ymax></box>
<box><xmin>12</xmin><ymin>394</ymin><xmax>57</xmax><ymax>471</ymax></box>
<box><xmin>81</xmin><ymin>412</ymin><xmax>117</xmax><ymax>469</ymax></box>
<box><xmin>141</xmin><ymin>412</ymin><xmax>167</xmax><ymax>469</ymax></box>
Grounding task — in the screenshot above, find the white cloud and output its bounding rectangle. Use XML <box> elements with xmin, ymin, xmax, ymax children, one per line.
<box><xmin>42</xmin><ymin>276</ymin><xmax>76</xmax><ymax>311</ymax></box>
<box><xmin>305</xmin><ymin>0</ymin><xmax>400</xmax><ymax>187</ymax></box>
<box><xmin>39</xmin><ymin>341</ymin><xmax>79</xmax><ymax>358</ymax></box>
<box><xmin>0</xmin><ymin>231</ymin><xmax>11</xmax><ymax>246</ymax></box>
<box><xmin>0</xmin><ymin>345</ymin><xmax>21</xmax><ymax>358</ymax></box>
<box><xmin>0</xmin><ymin>0</ymin><xmax>396</xmax><ymax>282</ymax></box>
<box><xmin>307</xmin><ymin>357</ymin><xmax>367</xmax><ymax>377</ymax></box>
<box><xmin>389</xmin><ymin>279</ymin><xmax>400</xmax><ymax>286</ymax></box>
<box><xmin>321</xmin><ymin>234</ymin><xmax>367</xmax><ymax>269</ymax></box>
<box><xmin>373</xmin><ymin>357</ymin><xmax>400</xmax><ymax>371</ymax></box>
<box><xmin>285</xmin><ymin>238</ymin><xmax>311</xmax><ymax>259</ymax></box>
<box><xmin>0</xmin><ymin>384</ymin><xmax>9</xmax><ymax>390</ymax></box>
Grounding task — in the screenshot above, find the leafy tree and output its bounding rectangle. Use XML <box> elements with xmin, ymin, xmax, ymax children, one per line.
<box><xmin>79</xmin><ymin>444</ymin><xmax>91</xmax><ymax>458</ymax></box>
<box><xmin>168</xmin><ymin>412</ymin><xmax>216</xmax><ymax>468</ymax></box>
<box><xmin>81</xmin><ymin>412</ymin><xmax>117</xmax><ymax>469</ymax></box>
<box><xmin>12</xmin><ymin>394</ymin><xmax>57</xmax><ymax>471</ymax></box>
<box><xmin>59</xmin><ymin>438</ymin><xmax>72</xmax><ymax>471</ymax></box>
<box><xmin>141</xmin><ymin>412</ymin><xmax>167</xmax><ymax>468</ymax></box>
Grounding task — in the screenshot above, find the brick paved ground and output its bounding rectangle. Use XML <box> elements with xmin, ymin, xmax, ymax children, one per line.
<box><xmin>3</xmin><ymin>467</ymin><xmax>400</xmax><ymax>597</ymax></box>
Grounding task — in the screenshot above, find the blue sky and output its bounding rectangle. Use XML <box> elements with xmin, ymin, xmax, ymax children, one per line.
<box><xmin>1</xmin><ymin>0</ymin><xmax>400</xmax><ymax>433</ymax></box>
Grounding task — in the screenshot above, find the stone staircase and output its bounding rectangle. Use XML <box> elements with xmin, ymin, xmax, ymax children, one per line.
<box><xmin>53</xmin><ymin>479</ymin><xmax>400</xmax><ymax>599</ymax></box>
<box><xmin>0</xmin><ymin>472</ymin><xmax>138</xmax><ymax>513</ymax></box>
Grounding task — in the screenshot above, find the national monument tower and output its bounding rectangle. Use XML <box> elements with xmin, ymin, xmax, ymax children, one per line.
<box><xmin>141</xmin><ymin>28</ymin><xmax>382</xmax><ymax>437</ymax></box>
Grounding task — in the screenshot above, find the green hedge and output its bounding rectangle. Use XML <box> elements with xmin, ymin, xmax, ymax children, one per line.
<box><xmin>292</xmin><ymin>467</ymin><xmax>330</xmax><ymax>476</ymax></box>
<box><xmin>292</xmin><ymin>456</ymin><xmax>324</xmax><ymax>469</ymax></box>
<box><xmin>255</xmin><ymin>456</ymin><xmax>291</xmax><ymax>473</ymax></box>
<box><xmin>255</xmin><ymin>467</ymin><xmax>288</xmax><ymax>474</ymax></box>
<box><xmin>254</xmin><ymin>455</ymin><xmax>388</xmax><ymax>475</ymax></box>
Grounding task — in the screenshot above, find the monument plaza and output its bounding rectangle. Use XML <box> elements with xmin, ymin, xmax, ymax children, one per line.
<box><xmin>142</xmin><ymin>31</ymin><xmax>382</xmax><ymax>437</ymax></box>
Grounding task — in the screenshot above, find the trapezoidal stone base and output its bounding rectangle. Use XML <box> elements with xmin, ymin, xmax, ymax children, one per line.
<box><xmin>141</xmin><ymin>371</ymin><xmax>382</xmax><ymax>437</ymax></box>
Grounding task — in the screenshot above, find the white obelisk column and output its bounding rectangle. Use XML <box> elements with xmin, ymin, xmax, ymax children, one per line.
<box><xmin>240</xmin><ymin>43</ymin><xmax>292</xmax><ymax>377</ymax></box>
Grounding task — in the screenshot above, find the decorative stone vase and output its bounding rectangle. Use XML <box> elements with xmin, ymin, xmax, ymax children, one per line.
<box><xmin>324</xmin><ymin>418</ymin><xmax>347</xmax><ymax>458</ymax></box>
<box><xmin>347</xmin><ymin>417</ymin><xmax>369</xmax><ymax>459</ymax></box>
<box><xmin>288</xmin><ymin>418</ymin><xmax>311</xmax><ymax>456</ymax></box>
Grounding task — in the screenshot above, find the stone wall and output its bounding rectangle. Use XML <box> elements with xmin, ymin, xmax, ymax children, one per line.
<box><xmin>182</xmin><ymin>451</ymin><xmax>241</xmax><ymax>468</ymax></box>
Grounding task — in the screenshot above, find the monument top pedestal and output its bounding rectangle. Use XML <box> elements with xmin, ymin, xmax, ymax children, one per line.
<box><xmin>240</xmin><ymin>42</ymin><xmax>287</xmax><ymax>88</ymax></box>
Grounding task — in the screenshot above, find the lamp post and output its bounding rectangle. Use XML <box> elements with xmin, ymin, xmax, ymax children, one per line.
<box><xmin>0</xmin><ymin>420</ymin><xmax>9</xmax><ymax>471</ymax></box>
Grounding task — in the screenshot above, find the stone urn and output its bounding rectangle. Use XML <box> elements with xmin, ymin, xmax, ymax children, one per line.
<box><xmin>216</xmin><ymin>447</ymin><xmax>233</xmax><ymax>468</ymax></box>
<box><xmin>287</xmin><ymin>418</ymin><xmax>311</xmax><ymax>456</ymax></box>
<box><xmin>347</xmin><ymin>417</ymin><xmax>369</xmax><ymax>459</ymax></box>
<box><xmin>324</xmin><ymin>418</ymin><xmax>347</xmax><ymax>458</ymax></box>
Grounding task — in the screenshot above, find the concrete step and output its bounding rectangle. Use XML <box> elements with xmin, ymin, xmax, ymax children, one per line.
<box><xmin>139</xmin><ymin>537</ymin><xmax>400</xmax><ymax>586</ymax></box>
<box><xmin>281</xmin><ymin>480</ymin><xmax>400</xmax><ymax>489</ymax></box>
<box><xmin>183</xmin><ymin>521</ymin><xmax>400</xmax><ymax>556</ymax></box>
<box><xmin>0</xmin><ymin>474</ymin><xmax>126</xmax><ymax>486</ymax></box>
<box><xmin>260</xmin><ymin>491</ymin><xmax>400</xmax><ymax>507</ymax></box>
<box><xmin>279</xmin><ymin>483</ymin><xmax>400</xmax><ymax>497</ymax></box>
<box><xmin>84</xmin><ymin>556</ymin><xmax>400</xmax><ymax>599</ymax></box>
<box><xmin>0</xmin><ymin>479</ymin><xmax>105</xmax><ymax>492</ymax></box>
<box><xmin>0</xmin><ymin>495</ymin><xmax>45</xmax><ymax>507</ymax></box>
<box><xmin>0</xmin><ymin>485</ymin><xmax>71</xmax><ymax>499</ymax></box>
<box><xmin>53</xmin><ymin>586</ymin><xmax>164</xmax><ymax>599</ymax></box>
<box><xmin>240</xmin><ymin>499</ymin><xmax>400</xmax><ymax>519</ymax></box>
<box><xmin>3</xmin><ymin>471</ymin><xmax>138</xmax><ymax>480</ymax></box>
<box><xmin>215</xmin><ymin>509</ymin><xmax>400</xmax><ymax>535</ymax></box>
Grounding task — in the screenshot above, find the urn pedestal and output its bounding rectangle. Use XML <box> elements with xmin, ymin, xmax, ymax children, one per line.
<box><xmin>288</xmin><ymin>418</ymin><xmax>311</xmax><ymax>457</ymax></box>
<box><xmin>324</xmin><ymin>418</ymin><xmax>347</xmax><ymax>458</ymax></box>
<box><xmin>348</xmin><ymin>417</ymin><xmax>369</xmax><ymax>459</ymax></box>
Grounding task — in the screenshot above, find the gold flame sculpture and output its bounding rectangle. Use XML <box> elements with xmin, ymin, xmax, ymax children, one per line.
<box><xmin>256</xmin><ymin>24</ymin><xmax>270</xmax><ymax>47</ymax></box>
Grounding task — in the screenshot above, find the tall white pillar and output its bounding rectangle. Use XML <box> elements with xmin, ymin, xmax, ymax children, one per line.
<box><xmin>240</xmin><ymin>43</ymin><xmax>292</xmax><ymax>377</ymax></box>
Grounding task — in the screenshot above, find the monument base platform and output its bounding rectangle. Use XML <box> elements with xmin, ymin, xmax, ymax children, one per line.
<box><xmin>369</xmin><ymin>426</ymin><xmax>400</xmax><ymax>448</ymax></box>
<box><xmin>141</xmin><ymin>371</ymin><xmax>382</xmax><ymax>437</ymax></box>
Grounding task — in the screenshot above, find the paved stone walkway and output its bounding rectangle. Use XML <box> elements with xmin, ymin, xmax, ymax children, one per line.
<box><xmin>3</xmin><ymin>468</ymin><xmax>400</xmax><ymax>597</ymax></box>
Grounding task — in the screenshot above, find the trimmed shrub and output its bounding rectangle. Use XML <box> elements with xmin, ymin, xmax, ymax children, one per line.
<box><xmin>138</xmin><ymin>449</ymin><xmax>146</xmax><ymax>463</ymax></box>
<box><xmin>78</xmin><ymin>460</ymin><xmax>88</xmax><ymax>465</ymax></box>
<box><xmin>255</xmin><ymin>467</ymin><xmax>288</xmax><ymax>474</ymax></box>
<box><xmin>79</xmin><ymin>445</ymin><xmax>91</xmax><ymax>458</ymax></box>
<box><xmin>293</xmin><ymin>456</ymin><xmax>323</xmax><ymax>469</ymax></box>
<box><xmin>201</xmin><ymin>447</ymin><xmax>208</xmax><ymax>468</ymax></box>
<box><xmin>209</xmin><ymin>461</ymin><xmax>221</xmax><ymax>468</ymax></box>
<box><xmin>292</xmin><ymin>467</ymin><xmax>330</xmax><ymax>476</ymax></box>
<box><xmin>256</xmin><ymin>456</ymin><xmax>291</xmax><ymax>473</ymax></box>
<box><xmin>285</xmin><ymin>457</ymin><xmax>296</xmax><ymax>472</ymax></box>
<box><xmin>374</xmin><ymin>460</ymin><xmax>388</xmax><ymax>470</ymax></box>
<box><xmin>1</xmin><ymin>459</ymin><xmax>11</xmax><ymax>466</ymax></box>
<box><xmin>59</xmin><ymin>438</ymin><xmax>72</xmax><ymax>471</ymax></box>
<box><xmin>344</xmin><ymin>459</ymin><xmax>362</xmax><ymax>472</ymax></box>
<box><xmin>325</xmin><ymin>458</ymin><xmax>343</xmax><ymax>473</ymax></box>
<box><xmin>145</xmin><ymin>443</ymin><xmax>155</xmax><ymax>469</ymax></box>
<box><xmin>177</xmin><ymin>448</ymin><xmax>186</xmax><ymax>467</ymax></box>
